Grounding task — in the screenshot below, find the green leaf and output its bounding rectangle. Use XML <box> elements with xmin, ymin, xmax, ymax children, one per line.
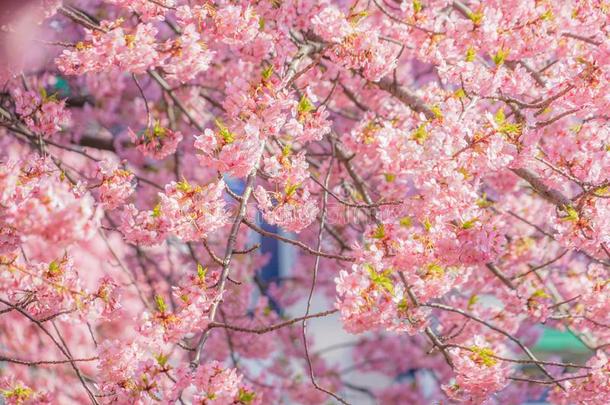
<box><xmin>155</xmin><ymin>295</ymin><xmax>167</xmax><ymax>313</ymax></box>
<box><xmin>411</xmin><ymin>124</ymin><xmax>428</xmax><ymax>144</ymax></box>
<box><xmin>540</xmin><ymin>9</ymin><xmax>554</xmax><ymax>20</ymax></box>
<box><xmin>454</xmin><ymin>88</ymin><xmax>467</xmax><ymax>99</ymax></box>
<box><xmin>152</xmin><ymin>120</ymin><xmax>166</xmax><ymax>138</ymax></box>
<box><xmin>413</xmin><ymin>0</ymin><xmax>423</xmax><ymax>13</ymax></box>
<box><xmin>152</xmin><ymin>203</ymin><xmax>161</xmax><ymax>218</ymax></box>
<box><xmin>461</xmin><ymin>217</ymin><xmax>479</xmax><ymax>230</ymax></box>
<box><xmin>367</xmin><ymin>266</ymin><xmax>395</xmax><ymax>295</ymax></box>
<box><xmin>372</xmin><ymin>224</ymin><xmax>386</xmax><ymax>239</ymax></box>
<box><xmin>284</xmin><ymin>182</ymin><xmax>300</xmax><ymax>197</ymax></box>
<box><xmin>363</xmin><ymin>263</ymin><xmax>376</xmax><ymax>273</ymax></box>
<box><xmin>531</xmin><ymin>289</ymin><xmax>551</xmax><ymax>299</ymax></box>
<box><xmin>282</xmin><ymin>143</ymin><xmax>291</xmax><ymax>157</ymax></box>
<box><xmin>467</xmin><ymin>295</ymin><xmax>479</xmax><ymax>309</ymax></box>
<box><xmin>494</xmin><ymin>109</ymin><xmax>522</xmax><ymax>135</ymax></box>
<box><xmin>261</xmin><ymin>64</ymin><xmax>273</xmax><ymax>81</ymax></box>
<box><xmin>2</xmin><ymin>385</ymin><xmax>33</xmax><ymax>402</ymax></box>
<box><xmin>569</xmin><ymin>124</ymin><xmax>582</xmax><ymax>134</ymax></box>
<box><xmin>237</xmin><ymin>388</ymin><xmax>256</xmax><ymax>404</ymax></box>
<box><xmin>469</xmin><ymin>346</ymin><xmax>498</xmax><ymax>367</ymax></box>
<box><xmin>215</xmin><ymin>119</ymin><xmax>235</xmax><ymax>144</ymax></box>
<box><xmin>39</xmin><ymin>86</ymin><xmax>58</xmax><ymax>102</ymax></box>
<box><xmin>399</xmin><ymin>216</ymin><xmax>413</xmax><ymax>228</ymax></box>
<box><xmin>197</xmin><ymin>264</ymin><xmax>207</xmax><ymax>282</ymax></box>
<box><xmin>561</xmin><ymin>205</ymin><xmax>579</xmax><ymax>222</ymax></box>
<box><xmin>425</xmin><ymin>263</ymin><xmax>444</xmax><ymax>278</ymax></box>
<box><xmin>397</xmin><ymin>297</ymin><xmax>409</xmax><ymax>313</ymax></box>
<box><xmin>431</xmin><ymin>105</ymin><xmax>443</xmax><ymax>119</ymax></box>
<box><xmin>176</xmin><ymin>179</ymin><xmax>191</xmax><ymax>193</ymax></box>
<box><xmin>48</xmin><ymin>260</ymin><xmax>61</xmax><ymax>276</ymax></box>
<box><xmin>500</xmin><ymin>122</ymin><xmax>522</xmax><ymax>136</ymax></box>
<box><xmin>593</xmin><ymin>185</ymin><xmax>609</xmax><ymax>197</ymax></box>
<box><xmin>476</xmin><ymin>193</ymin><xmax>493</xmax><ymax>208</ymax></box>
<box><xmin>494</xmin><ymin>109</ymin><xmax>506</xmax><ymax>125</ymax></box>
<box><xmin>155</xmin><ymin>353</ymin><xmax>169</xmax><ymax>367</ymax></box>
<box><xmin>467</xmin><ymin>11</ymin><xmax>484</xmax><ymax>26</ymax></box>
<box><xmin>348</xmin><ymin>10</ymin><xmax>369</xmax><ymax>25</ymax></box>
<box><xmin>492</xmin><ymin>48</ymin><xmax>510</xmax><ymax>66</ymax></box>
<box><xmin>465</xmin><ymin>46</ymin><xmax>476</xmax><ymax>62</ymax></box>
<box><xmin>298</xmin><ymin>95</ymin><xmax>315</xmax><ymax>115</ymax></box>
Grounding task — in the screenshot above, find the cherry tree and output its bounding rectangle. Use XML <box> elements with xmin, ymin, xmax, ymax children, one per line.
<box><xmin>0</xmin><ymin>0</ymin><xmax>609</xmax><ymax>404</ymax></box>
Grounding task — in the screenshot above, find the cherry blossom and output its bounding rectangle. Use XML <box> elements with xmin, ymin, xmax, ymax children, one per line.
<box><xmin>128</xmin><ymin>123</ymin><xmax>183</xmax><ymax>160</ymax></box>
<box><xmin>158</xmin><ymin>179</ymin><xmax>229</xmax><ymax>242</ymax></box>
<box><xmin>96</xmin><ymin>159</ymin><xmax>135</xmax><ymax>210</ymax></box>
<box><xmin>0</xmin><ymin>1</ymin><xmax>608</xmax><ymax>404</ymax></box>
<box><xmin>443</xmin><ymin>338</ymin><xmax>511</xmax><ymax>403</ymax></box>
<box><xmin>12</xmin><ymin>88</ymin><xmax>71</xmax><ymax>138</ymax></box>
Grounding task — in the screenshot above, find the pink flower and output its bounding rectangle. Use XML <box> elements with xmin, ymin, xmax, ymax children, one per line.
<box><xmin>56</xmin><ymin>21</ymin><xmax>159</xmax><ymax>75</ymax></box>
<box><xmin>12</xmin><ymin>88</ymin><xmax>70</xmax><ymax>138</ymax></box>
<box><xmin>548</xmin><ymin>352</ymin><xmax>610</xmax><ymax>405</ymax></box>
<box><xmin>254</xmin><ymin>184</ymin><xmax>319</xmax><ymax>233</ymax></box>
<box><xmin>170</xmin><ymin>362</ymin><xmax>259</xmax><ymax>404</ymax></box>
<box><xmin>128</xmin><ymin>124</ymin><xmax>183</xmax><ymax>160</ymax></box>
<box><xmin>311</xmin><ymin>5</ymin><xmax>353</xmax><ymax>42</ymax></box>
<box><xmin>119</xmin><ymin>204</ymin><xmax>170</xmax><ymax>246</ymax></box>
<box><xmin>443</xmin><ymin>338</ymin><xmax>510</xmax><ymax>403</ymax></box>
<box><xmin>456</xmin><ymin>226</ymin><xmax>503</xmax><ymax>265</ymax></box>
<box><xmin>262</xmin><ymin>150</ymin><xmax>309</xmax><ymax>185</ymax></box>
<box><xmin>3</xmin><ymin>1</ymin><xmax>610</xmax><ymax>402</ymax></box>
<box><xmin>96</xmin><ymin>339</ymin><xmax>169</xmax><ymax>403</ymax></box>
<box><xmin>0</xmin><ymin>225</ymin><xmax>19</xmax><ymax>254</ymax></box>
<box><xmin>284</xmin><ymin>103</ymin><xmax>332</xmax><ymax>144</ymax></box>
<box><xmin>5</xmin><ymin>254</ymin><xmax>84</xmax><ymax>319</ymax></box>
<box><xmin>162</xmin><ymin>24</ymin><xmax>214</xmax><ymax>83</ymax></box>
<box><xmin>330</xmin><ymin>31</ymin><xmax>398</xmax><ymax>82</ymax></box>
<box><xmin>158</xmin><ymin>179</ymin><xmax>229</xmax><ymax>242</ymax></box>
<box><xmin>91</xmin><ymin>276</ymin><xmax>122</xmax><ymax>320</ymax></box>
<box><xmin>0</xmin><ymin>157</ymin><xmax>100</xmax><ymax>249</ymax></box>
<box><xmin>140</xmin><ymin>266</ymin><xmax>218</xmax><ymax>343</ymax></box>
<box><xmin>194</xmin><ymin>122</ymin><xmax>261</xmax><ymax>178</ymax></box>
<box><xmin>175</xmin><ymin>5</ymin><xmax>208</xmax><ymax>28</ymax></box>
<box><xmin>0</xmin><ymin>377</ymin><xmax>51</xmax><ymax>405</ymax></box>
<box><xmin>212</xmin><ymin>5</ymin><xmax>259</xmax><ymax>45</ymax></box>
<box><xmin>96</xmin><ymin>159</ymin><xmax>135</xmax><ymax>210</ymax></box>
<box><xmin>104</xmin><ymin>0</ymin><xmax>175</xmax><ymax>22</ymax></box>
<box><xmin>335</xmin><ymin>254</ymin><xmax>429</xmax><ymax>335</ymax></box>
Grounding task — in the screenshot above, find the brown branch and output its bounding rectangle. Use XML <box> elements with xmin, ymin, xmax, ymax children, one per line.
<box><xmin>0</xmin><ymin>354</ymin><xmax>98</xmax><ymax>366</ymax></box>
<box><xmin>424</xmin><ymin>302</ymin><xmax>565</xmax><ymax>390</ymax></box>
<box><xmin>242</xmin><ymin>218</ymin><xmax>355</xmax><ymax>262</ymax></box>
<box><xmin>511</xmin><ymin>168</ymin><xmax>572</xmax><ymax>207</ymax></box>
<box><xmin>191</xmin><ymin>143</ymin><xmax>265</xmax><ymax>366</ymax></box>
<box><xmin>509</xmin><ymin>374</ymin><xmax>590</xmax><ymax>385</ymax></box>
<box><xmin>0</xmin><ymin>298</ymin><xmax>100</xmax><ymax>404</ymax></box>
<box><xmin>375</xmin><ymin>77</ymin><xmax>436</xmax><ymax>119</ymax></box>
<box><xmin>310</xmin><ymin>174</ymin><xmax>403</xmax><ymax>209</ymax></box>
<box><xmin>209</xmin><ymin>309</ymin><xmax>338</xmax><ymax>335</ymax></box>
<box><xmin>444</xmin><ymin>344</ymin><xmax>590</xmax><ymax>369</ymax></box>
<box><xmin>485</xmin><ymin>263</ymin><xmax>516</xmax><ymax>290</ymax></box>
<box><xmin>513</xmin><ymin>250</ymin><xmax>568</xmax><ymax>279</ymax></box>
<box><xmin>561</xmin><ymin>33</ymin><xmax>602</xmax><ymax>46</ymax></box>
<box><xmin>301</xmin><ymin>144</ymin><xmax>350</xmax><ymax>405</ymax></box>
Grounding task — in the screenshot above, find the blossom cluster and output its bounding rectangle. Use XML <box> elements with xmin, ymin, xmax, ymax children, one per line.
<box><xmin>0</xmin><ymin>0</ymin><xmax>608</xmax><ymax>404</ymax></box>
